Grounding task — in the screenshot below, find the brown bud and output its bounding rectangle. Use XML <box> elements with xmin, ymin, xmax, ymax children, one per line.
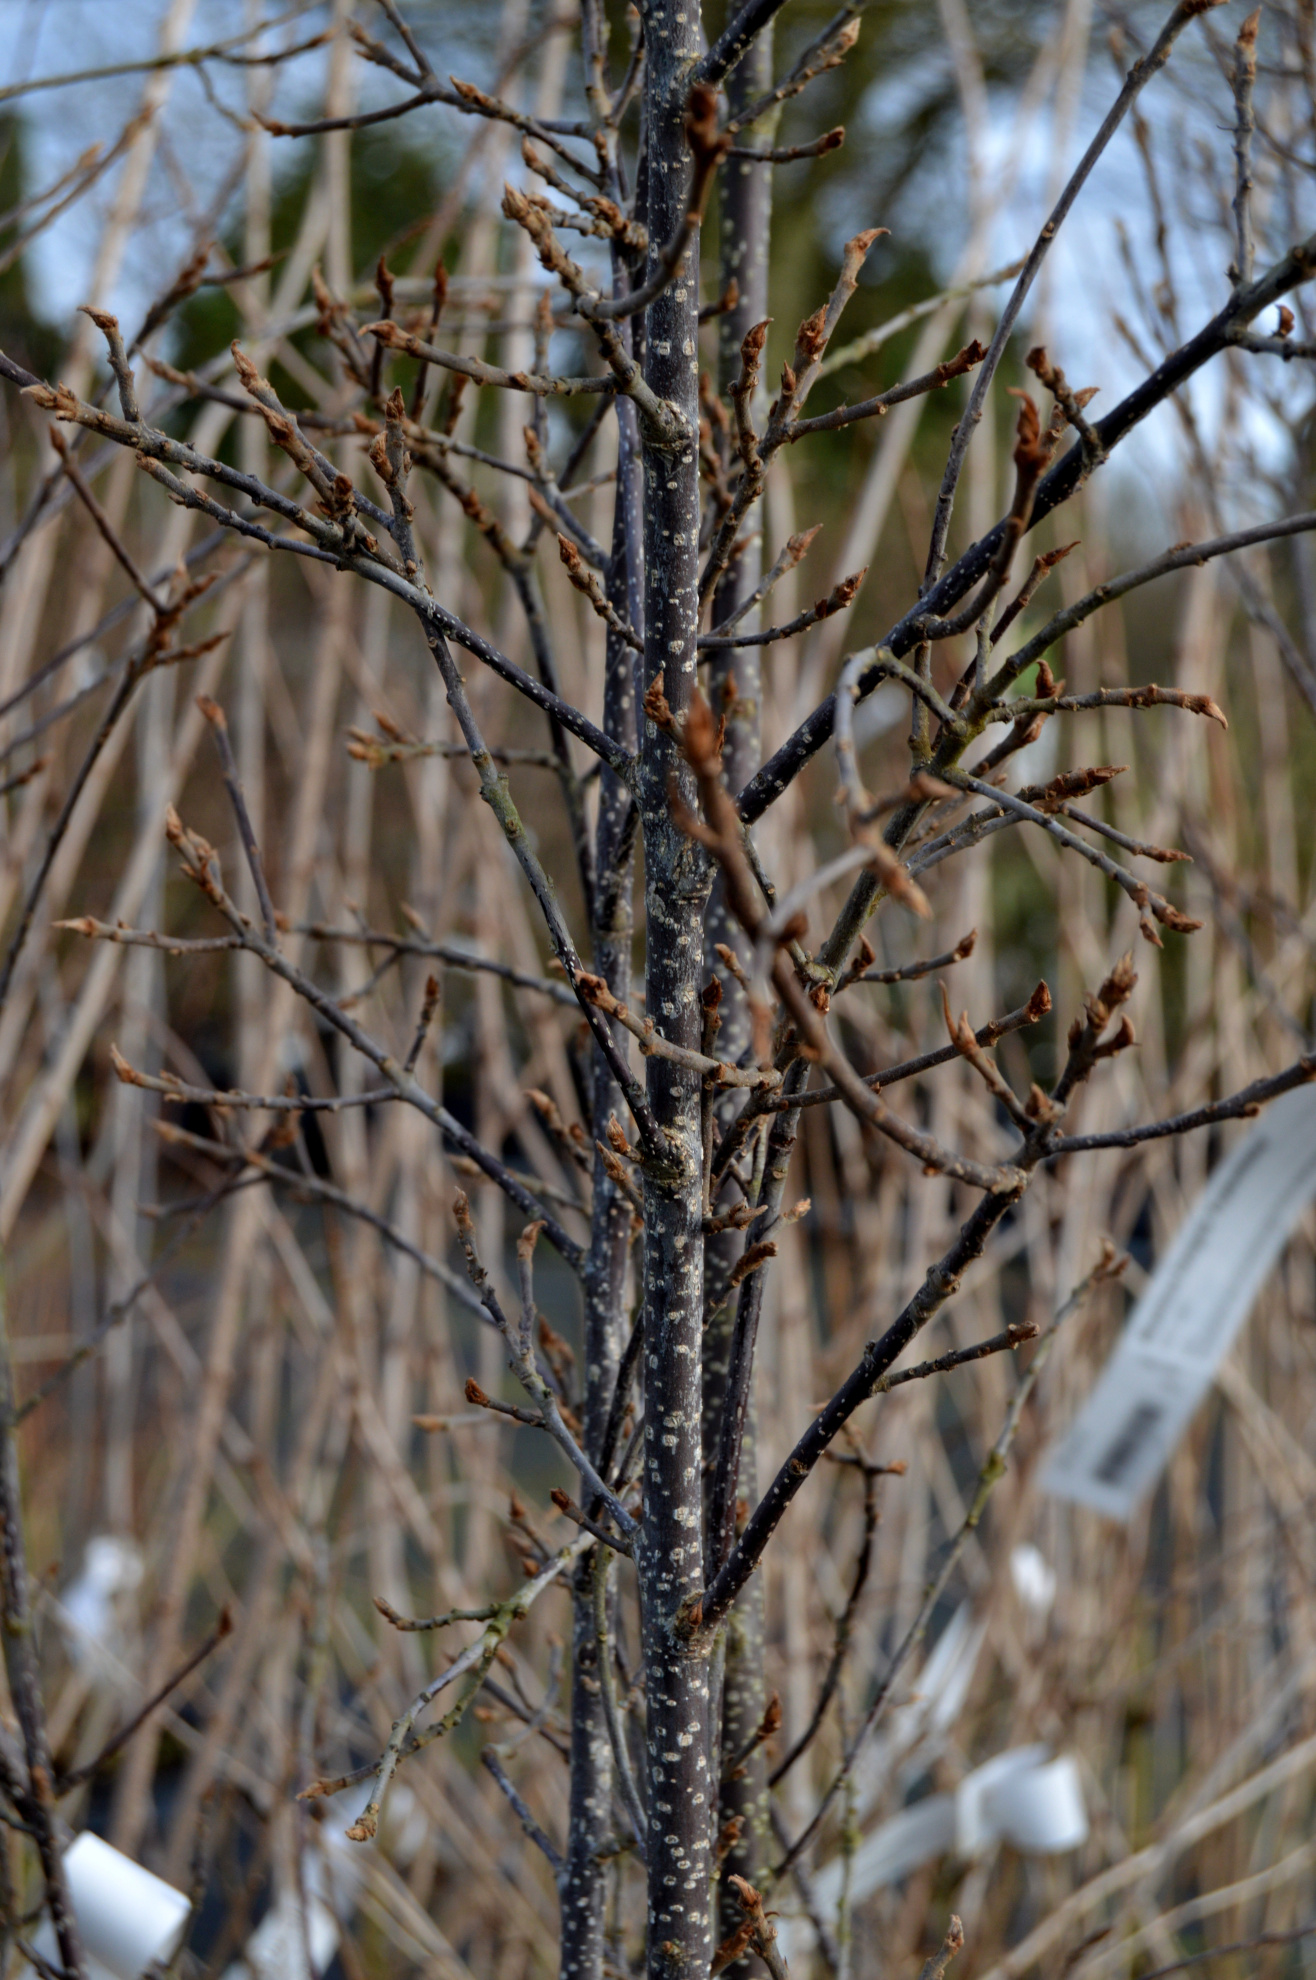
<box><xmin>817</xmin><ymin>567</ymin><xmax>867</xmax><ymax>618</ymax></box>
<box><xmin>728</xmin><ymin>1240</ymin><xmax>778</xmax><ymax>1289</ymax></box>
<box><xmin>1098</xmin><ymin>952</ymin><xmax>1138</xmax><ymax>1008</ymax></box>
<box><xmin>1026</xmin><ymin>980</ymin><xmax>1053</xmax><ymax>1022</ymax></box>
<box><xmin>793</xmin><ymin>305</ymin><xmax>828</xmax><ymax>369</ymax></box>
<box><xmin>740</xmin><ymin>318</ymin><xmax>770</xmax><ymax>371</ymax></box>
<box><xmin>517</xmin><ymin>1219</ymin><xmax>546</xmax><ymax>1261</ymax></box>
<box><xmin>1153</xmin><ymin>903</ymin><xmax>1203</xmax><ymax>934</ymax></box>
<box><xmin>643</xmin><ymin>679</ymin><xmax>674</xmax><ymax>732</ymax></box>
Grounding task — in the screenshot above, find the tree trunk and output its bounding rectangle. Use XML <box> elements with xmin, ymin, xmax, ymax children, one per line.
<box><xmin>703</xmin><ymin>24</ymin><xmax>776</xmax><ymax>1960</ymax></box>
<box><xmin>561</xmin><ymin>380</ymin><xmax>645</xmax><ymax>1978</ymax></box>
<box><xmin>636</xmin><ymin>4</ymin><xmax>718</xmax><ymax>1973</ymax></box>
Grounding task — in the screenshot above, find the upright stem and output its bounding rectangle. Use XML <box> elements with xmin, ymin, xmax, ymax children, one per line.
<box><xmin>0</xmin><ymin>1261</ymin><xmax>86</xmax><ymax>1979</ymax></box>
<box><xmin>635</xmin><ymin>5</ymin><xmax>717</xmax><ymax>1974</ymax></box>
<box><xmin>561</xmin><ymin>352</ymin><xmax>646</xmax><ymax>1980</ymax></box>
<box><xmin>703</xmin><ymin>21</ymin><xmax>775</xmax><ymax>1951</ymax></box>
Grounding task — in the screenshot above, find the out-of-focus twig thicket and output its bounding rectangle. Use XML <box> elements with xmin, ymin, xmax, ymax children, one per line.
<box><xmin>0</xmin><ymin>1</ymin><xmax>1315</xmax><ymax>1975</ymax></box>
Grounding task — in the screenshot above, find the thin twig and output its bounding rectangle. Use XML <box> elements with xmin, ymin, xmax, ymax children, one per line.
<box><xmin>774</xmin><ymin>1252</ymin><xmax>1123</xmax><ymax>1875</ymax></box>
<box><xmin>481</xmin><ymin>1750</ymin><xmax>566</xmax><ymax>1884</ymax></box>
<box><xmin>55</xmin><ymin>1611</ymin><xmax>234</xmax><ymax>1793</ymax></box>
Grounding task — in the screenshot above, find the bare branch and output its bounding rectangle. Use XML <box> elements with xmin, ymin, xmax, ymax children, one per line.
<box><xmin>918</xmin><ymin>1917</ymin><xmax>966</xmax><ymax>1980</ymax></box>
<box><xmin>774</xmin><ymin>1251</ymin><xmax>1123</xmax><ymax>1872</ymax></box>
<box><xmin>481</xmin><ymin>1750</ymin><xmax>565</xmax><ymax>1883</ymax></box>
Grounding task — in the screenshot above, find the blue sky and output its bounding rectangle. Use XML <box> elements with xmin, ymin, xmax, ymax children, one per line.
<box><xmin>2</xmin><ymin>0</ymin><xmax>1307</xmax><ymax>513</ymax></box>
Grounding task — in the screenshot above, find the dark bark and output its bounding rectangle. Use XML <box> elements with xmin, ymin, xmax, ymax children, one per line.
<box><xmin>702</xmin><ymin>33</ymin><xmax>776</xmax><ymax>1949</ymax></box>
<box><xmin>8</xmin><ymin>11</ymin><xmax>1314</xmax><ymax>1977</ymax></box>
<box><xmin>701</xmin><ymin>1187</ymin><xmax>1020</xmax><ymax>1632</ymax></box>
<box><xmin>697</xmin><ymin>0</ymin><xmax>792</xmax><ymax>89</ymax></box>
<box><xmin>0</xmin><ymin>1273</ymin><xmax>87</xmax><ymax>1979</ymax></box>
<box><xmin>634</xmin><ymin>5</ymin><xmax>718</xmax><ymax>1974</ymax></box>
<box><xmin>560</xmin><ymin>115</ymin><xmax>649</xmax><ymax>1957</ymax></box>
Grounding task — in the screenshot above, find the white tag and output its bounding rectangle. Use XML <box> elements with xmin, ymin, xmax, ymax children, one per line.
<box><xmin>779</xmin><ymin>1743</ymin><xmax>1086</xmax><ymax>1965</ymax></box>
<box><xmin>957</xmin><ymin>1750</ymin><xmax>1087</xmax><ymax>1856</ymax></box>
<box><xmin>57</xmin><ymin>1537</ymin><xmax>144</xmax><ymax>1686</ymax></box>
<box><xmin>1041</xmin><ymin>1084</ymin><xmax>1316</xmax><ymax>1521</ymax></box>
<box><xmin>1009</xmin><ymin>1543</ymin><xmax>1057</xmax><ymax>1617</ymax></box>
<box><xmin>29</xmin><ymin>1834</ymin><xmax>189</xmax><ymax>1980</ymax></box>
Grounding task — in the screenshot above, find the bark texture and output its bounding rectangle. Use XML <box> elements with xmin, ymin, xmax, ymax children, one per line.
<box><xmin>635</xmin><ymin>4</ymin><xmax>717</xmax><ymax>1974</ymax></box>
<box><xmin>703</xmin><ymin>27</ymin><xmax>776</xmax><ymax>1957</ymax></box>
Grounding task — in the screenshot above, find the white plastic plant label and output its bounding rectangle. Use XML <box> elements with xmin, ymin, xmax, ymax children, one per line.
<box><xmin>57</xmin><ymin>1537</ymin><xmax>144</xmax><ymax>1684</ymax></box>
<box><xmin>778</xmin><ymin>1744</ymin><xmax>1087</xmax><ymax>1965</ymax></box>
<box><xmin>1009</xmin><ymin>1543</ymin><xmax>1057</xmax><ymax>1617</ymax></box>
<box><xmin>1041</xmin><ymin>1083</ymin><xmax>1316</xmax><ymax>1521</ymax></box>
<box><xmin>955</xmin><ymin>1748</ymin><xmax>1087</xmax><ymax>1856</ymax></box>
<box><xmin>29</xmin><ymin>1833</ymin><xmax>190</xmax><ymax>1980</ymax></box>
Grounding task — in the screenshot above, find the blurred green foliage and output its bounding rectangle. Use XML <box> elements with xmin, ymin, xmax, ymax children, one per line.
<box><xmin>173</xmin><ymin>124</ymin><xmax>458</xmax><ymax>409</ymax></box>
<box><xmin>0</xmin><ymin>115</ymin><xmax>63</xmax><ymax>379</ymax></box>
